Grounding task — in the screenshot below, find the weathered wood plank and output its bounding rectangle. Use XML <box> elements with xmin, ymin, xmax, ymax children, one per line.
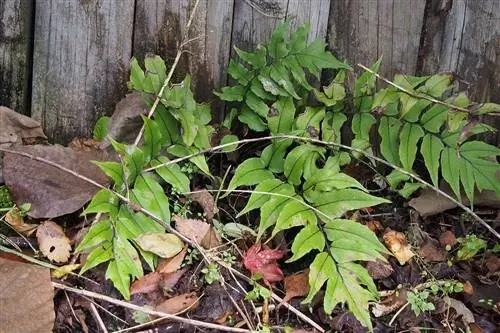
<box><xmin>419</xmin><ymin>0</ymin><xmax>500</xmax><ymax>143</ymax></box>
<box><xmin>133</xmin><ymin>0</ymin><xmax>235</xmax><ymax>119</ymax></box>
<box><xmin>0</xmin><ymin>0</ymin><xmax>33</xmax><ymax>115</ymax></box>
<box><xmin>31</xmin><ymin>0</ymin><xmax>134</xmax><ymax>143</ymax></box>
<box><xmin>328</xmin><ymin>0</ymin><xmax>426</xmax><ymax>77</ymax></box>
<box><xmin>230</xmin><ymin>0</ymin><xmax>287</xmax><ymax>52</ymax></box>
<box><xmin>231</xmin><ymin>0</ymin><xmax>331</xmax><ymax>52</ymax></box>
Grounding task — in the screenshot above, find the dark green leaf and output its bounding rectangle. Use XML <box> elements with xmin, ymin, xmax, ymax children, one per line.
<box><xmin>273</xmin><ymin>200</ymin><xmax>317</xmax><ymax>236</ymax></box>
<box><xmin>399</xmin><ymin>123</ymin><xmax>424</xmax><ymax>171</ymax></box>
<box><xmin>80</xmin><ymin>241</ymin><xmax>112</xmax><ymax>274</ymax></box>
<box><xmin>288</xmin><ymin>223</ymin><xmax>325</xmax><ymax>262</ymax></box>
<box><xmin>303</xmin><ymin>252</ymin><xmax>334</xmax><ymax>302</ymax></box>
<box><xmin>226</xmin><ymin>158</ymin><xmax>274</xmax><ymax>193</ymax></box>
<box><xmin>214</xmin><ymin>85</ymin><xmax>245</xmax><ymax>102</ymax></box>
<box><xmin>284</xmin><ymin>144</ymin><xmax>325</xmax><ymax>185</ymax></box>
<box><xmin>151</xmin><ymin>156</ymin><xmax>190</xmax><ymax>193</ymax></box>
<box><xmin>238</xmin><ymin>107</ymin><xmax>268</xmax><ymax>132</ymax></box>
<box><xmin>237</xmin><ymin>179</ymin><xmax>292</xmax><ymax>217</ymax></box>
<box><xmin>131</xmin><ymin>174</ymin><xmax>170</xmax><ymax>224</ymax></box>
<box><xmin>420</xmin><ymin>104</ymin><xmax>447</xmax><ymax>133</ymax></box>
<box><xmin>93</xmin><ymin>161</ymin><xmax>124</xmax><ymax>188</ymax></box>
<box><xmin>441</xmin><ymin>147</ymin><xmax>461</xmax><ymax>199</ymax></box>
<box><xmin>84</xmin><ymin>189</ymin><xmax>119</xmax><ymax>217</ymax></box>
<box><xmin>313</xmin><ymin>189</ymin><xmax>390</xmax><ymax>219</ymax></box>
<box><xmin>76</xmin><ymin>219</ymin><xmax>113</xmax><ymax>252</ymax></box>
<box><xmin>267</xmin><ymin>97</ymin><xmax>295</xmax><ymax>134</ymax></box>
<box><xmin>295</xmin><ymin>107</ymin><xmax>325</xmax><ymax>137</ymax></box>
<box><xmin>227</xmin><ymin>60</ymin><xmax>252</xmax><ymax>85</ymax></box>
<box><xmin>378</xmin><ymin>116</ymin><xmax>401</xmax><ymax>165</ymax></box>
<box><xmin>220</xmin><ymin>134</ymin><xmax>239</xmax><ymax>152</ymax></box>
<box><xmin>421</xmin><ymin>134</ymin><xmax>444</xmax><ymax>186</ymax></box>
<box><xmin>93</xmin><ymin>116</ymin><xmax>109</xmax><ymax>141</ymax></box>
<box><xmin>260</xmin><ymin>139</ymin><xmax>293</xmax><ymax>173</ymax></box>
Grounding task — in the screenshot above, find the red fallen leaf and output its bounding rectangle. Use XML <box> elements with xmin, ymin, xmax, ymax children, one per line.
<box><xmin>243</xmin><ymin>243</ymin><xmax>285</xmax><ymax>285</ymax></box>
<box><xmin>283</xmin><ymin>270</ymin><xmax>310</xmax><ymax>303</ymax></box>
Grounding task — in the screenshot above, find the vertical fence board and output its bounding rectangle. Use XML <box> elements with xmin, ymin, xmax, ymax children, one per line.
<box><xmin>286</xmin><ymin>0</ymin><xmax>331</xmax><ymax>42</ymax></box>
<box><xmin>133</xmin><ymin>0</ymin><xmax>234</xmax><ymax>119</ymax></box>
<box><xmin>31</xmin><ymin>0</ymin><xmax>134</xmax><ymax>143</ymax></box>
<box><xmin>440</xmin><ymin>0</ymin><xmax>500</xmax><ymax>102</ymax></box>
<box><xmin>419</xmin><ymin>0</ymin><xmax>500</xmax><ymax>142</ymax></box>
<box><xmin>231</xmin><ymin>0</ymin><xmax>330</xmax><ymax>53</ymax></box>
<box><xmin>230</xmin><ymin>0</ymin><xmax>287</xmax><ymax>53</ymax></box>
<box><xmin>328</xmin><ymin>0</ymin><xmax>426</xmax><ymax>77</ymax></box>
<box><xmin>0</xmin><ymin>0</ymin><xmax>33</xmax><ymax>115</ymax></box>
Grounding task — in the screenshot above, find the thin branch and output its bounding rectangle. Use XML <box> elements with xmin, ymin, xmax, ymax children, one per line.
<box><xmin>133</xmin><ymin>0</ymin><xmax>201</xmax><ymax>146</ymax></box>
<box><xmin>52</xmin><ymin>282</ymin><xmax>253</xmax><ymax>333</ymax></box>
<box><xmin>357</xmin><ymin>63</ymin><xmax>471</xmax><ymax>114</ymax></box>
<box><xmin>89</xmin><ymin>302</ymin><xmax>108</xmax><ymax>333</ymax></box>
<box><xmin>140</xmin><ymin>135</ymin><xmax>498</xmax><ymax>239</ymax></box>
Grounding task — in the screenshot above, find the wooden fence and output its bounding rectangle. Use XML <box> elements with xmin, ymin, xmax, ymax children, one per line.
<box><xmin>1</xmin><ymin>0</ymin><xmax>499</xmax><ymax>144</ymax></box>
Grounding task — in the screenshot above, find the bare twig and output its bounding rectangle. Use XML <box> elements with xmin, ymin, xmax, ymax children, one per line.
<box><xmin>358</xmin><ymin>63</ymin><xmax>479</xmax><ymax>115</ymax></box>
<box><xmin>133</xmin><ymin>0</ymin><xmax>201</xmax><ymax>146</ymax></box>
<box><xmin>90</xmin><ymin>302</ymin><xmax>108</xmax><ymax>333</ymax></box>
<box><xmin>140</xmin><ymin>135</ymin><xmax>499</xmax><ymax>239</ymax></box>
<box><xmin>52</xmin><ymin>282</ymin><xmax>253</xmax><ymax>333</ymax></box>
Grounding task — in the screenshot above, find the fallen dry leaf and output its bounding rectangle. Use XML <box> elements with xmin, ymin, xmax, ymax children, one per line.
<box><xmin>157</xmin><ymin>247</ymin><xmax>187</xmax><ymax>274</ymax></box>
<box><xmin>0</xmin><ymin>106</ymin><xmax>47</xmax><ymax>145</ymax></box>
<box><xmin>383</xmin><ymin>229</ymin><xmax>415</xmax><ymax>265</ymax></box>
<box><xmin>4</xmin><ymin>206</ymin><xmax>38</xmax><ymax>236</ymax></box>
<box><xmin>174</xmin><ymin>217</ymin><xmax>210</xmax><ymax>244</ymax></box>
<box><xmin>409</xmin><ymin>183</ymin><xmax>500</xmax><ymax>217</ymax></box>
<box><xmin>243</xmin><ymin>243</ymin><xmax>285</xmax><ymax>285</ymax></box>
<box><xmin>469</xmin><ymin>323</ymin><xmax>485</xmax><ymax>333</ymax></box>
<box><xmin>191</xmin><ymin>189</ymin><xmax>218</xmax><ymax>221</ymax></box>
<box><xmin>100</xmin><ymin>92</ymin><xmax>149</xmax><ymax>149</ymax></box>
<box><xmin>418</xmin><ymin>237</ymin><xmax>447</xmax><ymax>262</ymax></box>
<box><xmin>484</xmin><ymin>254</ymin><xmax>500</xmax><ymax>274</ymax></box>
<box><xmin>36</xmin><ymin>220</ymin><xmax>71</xmax><ymax>263</ymax></box>
<box><xmin>439</xmin><ymin>230</ymin><xmax>458</xmax><ymax>248</ymax></box>
<box><xmin>372</xmin><ymin>289</ymin><xmax>407</xmax><ymax>317</ymax></box>
<box><xmin>131</xmin><ymin>272</ymin><xmax>162</xmax><ymax>295</ymax></box>
<box><xmin>68</xmin><ymin>138</ymin><xmax>101</xmax><ymax>152</ymax></box>
<box><xmin>0</xmin><ymin>258</ymin><xmax>55</xmax><ymax>332</ymax></box>
<box><xmin>366</xmin><ymin>259</ymin><xmax>394</xmax><ymax>279</ymax></box>
<box><xmin>3</xmin><ymin>145</ymin><xmax>110</xmax><ymax>218</ymax></box>
<box><xmin>200</xmin><ymin>227</ymin><xmax>222</xmax><ymax>249</ymax></box>
<box><xmin>365</xmin><ymin>220</ymin><xmax>383</xmax><ymax>235</ymax></box>
<box><xmin>463</xmin><ymin>281</ymin><xmax>474</xmax><ymax>295</ymax></box>
<box><xmin>135</xmin><ymin>233</ymin><xmax>184</xmax><ymax>258</ymax></box>
<box><xmin>155</xmin><ymin>292</ymin><xmax>199</xmax><ymax>314</ymax></box>
<box><xmin>444</xmin><ymin>296</ymin><xmax>475</xmax><ymax>324</ymax></box>
<box><xmin>283</xmin><ymin>270</ymin><xmax>310</xmax><ymax>303</ymax></box>
<box><xmin>159</xmin><ymin>269</ymin><xmax>187</xmax><ymax>292</ymax></box>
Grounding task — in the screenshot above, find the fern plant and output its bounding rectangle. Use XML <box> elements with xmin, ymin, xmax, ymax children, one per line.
<box><xmin>76</xmin><ymin>55</ymin><xmax>212</xmax><ymax>299</ymax></box>
<box><xmin>361</xmin><ymin>69</ymin><xmax>500</xmax><ymax>201</ymax></box>
<box><xmin>219</xmin><ymin>22</ymin><xmax>392</xmax><ymax>329</ymax></box>
<box><xmin>218</xmin><ymin>22</ymin><xmax>500</xmax><ymax>329</ymax></box>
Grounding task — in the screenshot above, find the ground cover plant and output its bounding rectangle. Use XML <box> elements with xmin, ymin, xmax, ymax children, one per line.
<box><xmin>0</xmin><ymin>19</ymin><xmax>499</xmax><ymax>333</ymax></box>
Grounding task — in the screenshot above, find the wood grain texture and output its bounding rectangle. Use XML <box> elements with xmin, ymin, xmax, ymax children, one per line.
<box><xmin>231</xmin><ymin>0</ymin><xmax>331</xmax><ymax>51</ymax></box>
<box><xmin>418</xmin><ymin>0</ymin><xmax>500</xmax><ymax>142</ymax></box>
<box><xmin>133</xmin><ymin>0</ymin><xmax>234</xmax><ymax>119</ymax></box>
<box><xmin>440</xmin><ymin>0</ymin><xmax>500</xmax><ymax>102</ymax></box>
<box><xmin>0</xmin><ymin>0</ymin><xmax>33</xmax><ymax>115</ymax></box>
<box><xmin>328</xmin><ymin>0</ymin><xmax>426</xmax><ymax>77</ymax></box>
<box><xmin>31</xmin><ymin>0</ymin><xmax>134</xmax><ymax>143</ymax></box>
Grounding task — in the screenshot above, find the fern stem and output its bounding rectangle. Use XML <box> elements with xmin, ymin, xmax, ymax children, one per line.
<box><xmin>142</xmin><ymin>135</ymin><xmax>500</xmax><ymax>240</ymax></box>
